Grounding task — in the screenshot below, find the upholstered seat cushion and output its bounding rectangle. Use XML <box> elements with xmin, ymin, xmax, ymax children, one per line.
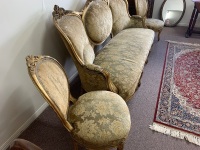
<box><xmin>146</xmin><ymin>18</ymin><xmax>164</xmax><ymax>31</ymax></box>
<box><xmin>94</xmin><ymin>28</ymin><xmax>155</xmax><ymax>100</ymax></box>
<box><xmin>68</xmin><ymin>91</ymin><xmax>131</xmax><ymax>149</ymax></box>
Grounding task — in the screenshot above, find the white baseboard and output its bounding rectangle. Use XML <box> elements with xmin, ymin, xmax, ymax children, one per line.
<box><xmin>177</xmin><ymin>23</ymin><xmax>188</xmax><ymax>27</ymax></box>
<box><xmin>0</xmin><ymin>102</ymin><xmax>48</xmax><ymax>150</ymax></box>
<box><xmin>178</xmin><ymin>22</ymin><xmax>200</xmax><ymax>28</ymax></box>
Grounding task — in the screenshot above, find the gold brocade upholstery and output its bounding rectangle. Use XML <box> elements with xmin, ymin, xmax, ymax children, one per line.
<box><xmin>57</xmin><ymin>14</ymin><xmax>95</xmax><ymax>65</ymax></box>
<box><xmin>82</xmin><ymin>1</ymin><xmax>113</xmax><ymax>44</ymax></box>
<box><xmin>69</xmin><ymin>91</ymin><xmax>131</xmax><ymax>149</ymax></box>
<box><xmin>109</xmin><ymin>0</ymin><xmax>144</xmax><ymax>36</ymax></box>
<box><xmin>26</xmin><ymin>55</ymin><xmax>131</xmax><ymax>150</ymax></box>
<box><xmin>94</xmin><ymin>28</ymin><xmax>155</xmax><ymax>100</ymax></box>
<box><xmin>52</xmin><ymin>0</ymin><xmax>155</xmax><ymax>101</ymax></box>
<box><xmin>134</xmin><ymin>0</ymin><xmax>164</xmax><ymax>41</ymax></box>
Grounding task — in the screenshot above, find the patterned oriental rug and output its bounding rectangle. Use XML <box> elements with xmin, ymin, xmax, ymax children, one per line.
<box><xmin>150</xmin><ymin>41</ymin><xmax>200</xmax><ymax>146</ymax></box>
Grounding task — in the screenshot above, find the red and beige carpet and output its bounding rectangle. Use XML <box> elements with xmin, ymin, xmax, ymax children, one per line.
<box><xmin>150</xmin><ymin>41</ymin><xmax>200</xmax><ymax>146</ymax></box>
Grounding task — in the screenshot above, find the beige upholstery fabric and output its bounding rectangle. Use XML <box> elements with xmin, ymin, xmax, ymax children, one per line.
<box><xmin>134</xmin><ymin>0</ymin><xmax>164</xmax><ymax>40</ymax></box>
<box><xmin>109</xmin><ymin>0</ymin><xmax>143</xmax><ymax>36</ymax></box>
<box><xmin>57</xmin><ymin>15</ymin><xmax>95</xmax><ymax>64</ymax></box>
<box><xmin>83</xmin><ymin>1</ymin><xmax>112</xmax><ymax>44</ymax></box>
<box><xmin>146</xmin><ymin>18</ymin><xmax>164</xmax><ymax>31</ymax></box>
<box><xmin>35</xmin><ymin>58</ymin><xmax>69</xmax><ymax>117</ymax></box>
<box><xmin>134</xmin><ymin>0</ymin><xmax>148</xmax><ymax>17</ymax></box>
<box><xmin>94</xmin><ymin>28</ymin><xmax>155</xmax><ymax>100</ymax></box>
<box><xmin>69</xmin><ymin>91</ymin><xmax>131</xmax><ymax>149</ymax></box>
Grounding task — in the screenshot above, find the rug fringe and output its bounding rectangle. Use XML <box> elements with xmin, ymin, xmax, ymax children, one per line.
<box><xmin>166</xmin><ymin>40</ymin><xmax>200</xmax><ymax>46</ymax></box>
<box><xmin>149</xmin><ymin>123</ymin><xmax>200</xmax><ymax>146</ymax></box>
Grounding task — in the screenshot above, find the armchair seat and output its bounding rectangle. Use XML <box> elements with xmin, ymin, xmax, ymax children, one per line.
<box><xmin>146</xmin><ymin>18</ymin><xmax>164</xmax><ymax>31</ymax></box>
<box><xmin>94</xmin><ymin>28</ymin><xmax>154</xmax><ymax>100</ymax></box>
<box><xmin>69</xmin><ymin>91</ymin><xmax>131</xmax><ymax>149</ymax></box>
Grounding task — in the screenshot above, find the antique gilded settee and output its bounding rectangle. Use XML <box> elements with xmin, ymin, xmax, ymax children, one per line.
<box><xmin>53</xmin><ymin>0</ymin><xmax>155</xmax><ymax>101</ymax></box>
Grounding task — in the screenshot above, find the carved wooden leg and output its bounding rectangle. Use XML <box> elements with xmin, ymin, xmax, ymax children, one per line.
<box><xmin>136</xmin><ymin>71</ymin><xmax>144</xmax><ymax>91</ymax></box>
<box><xmin>117</xmin><ymin>142</ymin><xmax>124</xmax><ymax>150</ymax></box>
<box><xmin>145</xmin><ymin>59</ymin><xmax>148</xmax><ymax>64</ymax></box>
<box><xmin>73</xmin><ymin>140</ymin><xmax>78</xmax><ymax>150</ymax></box>
<box><xmin>158</xmin><ymin>31</ymin><xmax>161</xmax><ymax>41</ymax></box>
<box><xmin>80</xmin><ymin>85</ymin><xmax>86</xmax><ymax>95</ymax></box>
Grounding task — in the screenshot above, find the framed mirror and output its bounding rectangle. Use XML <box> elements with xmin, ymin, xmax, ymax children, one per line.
<box><xmin>160</xmin><ymin>0</ymin><xmax>186</xmax><ymax>27</ymax></box>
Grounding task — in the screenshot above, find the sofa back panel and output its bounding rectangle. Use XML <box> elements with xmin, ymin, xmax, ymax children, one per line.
<box><xmin>134</xmin><ymin>0</ymin><xmax>148</xmax><ymax>17</ymax></box>
<box><xmin>57</xmin><ymin>15</ymin><xmax>95</xmax><ymax>65</ymax></box>
<box><xmin>82</xmin><ymin>0</ymin><xmax>113</xmax><ymax>44</ymax></box>
<box><xmin>109</xmin><ymin>0</ymin><xmax>130</xmax><ymax>36</ymax></box>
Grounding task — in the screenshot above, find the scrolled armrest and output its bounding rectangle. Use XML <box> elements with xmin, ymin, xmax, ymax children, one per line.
<box><xmin>82</xmin><ymin>64</ymin><xmax>118</xmax><ymax>93</ymax></box>
<box><xmin>127</xmin><ymin>15</ymin><xmax>146</xmax><ymax>28</ymax></box>
<box><xmin>85</xmin><ymin>63</ymin><xmax>103</xmax><ymax>72</ymax></box>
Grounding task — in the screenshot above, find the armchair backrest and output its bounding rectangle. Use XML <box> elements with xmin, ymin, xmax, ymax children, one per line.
<box><xmin>26</xmin><ymin>55</ymin><xmax>73</xmax><ymax>132</ymax></box>
<box><xmin>134</xmin><ymin>0</ymin><xmax>148</xmax><ymax>17</ymax></box>
<box><xmin>53</xmin><ymin>6</ymin><xmax>95</xmax><ymax>66</ymax></box>
<box><xmin>109</xmin><ymin>0</ymin><xmax>131</xmax><ymax>35</ymax></box>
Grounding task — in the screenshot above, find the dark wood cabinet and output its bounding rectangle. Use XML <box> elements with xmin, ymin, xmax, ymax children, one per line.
<box><xmin>127</xmin><ymin>0</ymin><xmax>155</xmax><ymax>18</ymax></box>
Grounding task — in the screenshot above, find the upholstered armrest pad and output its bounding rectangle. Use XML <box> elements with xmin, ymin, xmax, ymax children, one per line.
<box><xmin>82</xmin><ymin>64</ymin><xmax>118</xmax><ymax>93</ymax></box>
<box><xmin>85</xmin><ymin>64</ymin><xmax>103</xmax><ymax>72</ymax></box>
<box><xmin>130</xmin><ymin>15</ymin><xmax>142</xmax><ymax>19</ymax></box>
<box><xmin>128</xmin><ymin>15</ymin><xmax>145</xmax><ymax>28</ymax></box>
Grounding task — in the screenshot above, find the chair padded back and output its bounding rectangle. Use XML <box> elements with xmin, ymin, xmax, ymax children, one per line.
<box><xmin>82</xmin><ymin>0</ymin><xmax>112</xmax><ymax>44</ymax></box>
<box><xmin>55</xmin><ymin>14</ymin><xmax>95</xmax><ymax>65</ymax></box>
<box><xmin>134</xmin><ymin>0</ymin><xmax>148</xmax><ymax>17</ymax></box>
<box><xmin>109</xmin><ymin>0</ymin><xmax>130</xmax><ymax>35</ymax></box>
<box><xmin>26</xmin><ymin>56</ymin><xmax>70</xmax><ymax>121</ymax></box>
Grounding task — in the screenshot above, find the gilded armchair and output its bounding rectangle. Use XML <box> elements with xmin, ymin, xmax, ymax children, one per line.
<box><xmin>26</xmin><ymin>55</ymin><xmax>131</xmax><ymax>150</ymax></box>
<box><xmin>134</xmin><ymin>0</ymin><xmax>164</xmax><ymax>41</ymax></box>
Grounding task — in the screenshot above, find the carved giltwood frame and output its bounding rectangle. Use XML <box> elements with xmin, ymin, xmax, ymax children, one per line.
<box><xmin>52</xmin><ymin>5</ymin><xmax>118</xmax><ymax>94</ymax></box>
<box><xmin>26</xmin><ymin>55</ymin><xmax>75</xmax><ymax>132</ymax></box>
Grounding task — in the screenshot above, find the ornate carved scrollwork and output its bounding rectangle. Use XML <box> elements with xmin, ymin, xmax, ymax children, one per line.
<box><xmin>52</xmin><ymin>5</ymin><xmax>73</xmax><ymax>20</ymax></box>
<box><xmin>26</xmin><ymin>55</ymin><xmax>42</xmax><ymax>74</ymax></box>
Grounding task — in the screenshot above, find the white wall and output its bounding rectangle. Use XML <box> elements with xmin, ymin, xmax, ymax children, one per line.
<box><xmin>0</xmin><ymin>0</ymin><xmax>86</xmax><ymax>149</ymax></box>
<box><xmin>153</xmin><ymin>0</ymin><xmax>200</xmax><ymax>27</ymax></box>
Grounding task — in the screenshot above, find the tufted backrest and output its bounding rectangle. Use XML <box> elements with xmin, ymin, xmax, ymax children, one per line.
<box><xmin>53</xmin><ymin>9</ymin><xmax>95</xmax><ymax>65</ymax></box>
<box><xmin>134</xmin><ymin>0</ymin><xmax>148</xmax><ymax>17</ymax></box>
<box><xmin>109</xmin><ymin>0</ymin><xmax>131</xmax><ymax>36</ymax></box>
<box><xmin>26</xmin><ymin>55</ymin><xmax>73</xmax><ymax>131</ymax></box>
<box><xmin>82</xmin><ymin>0</ymin><xmax>113</xmax><ymax>44</ymax></box>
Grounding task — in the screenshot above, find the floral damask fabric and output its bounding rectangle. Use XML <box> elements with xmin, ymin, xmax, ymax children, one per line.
<box><xmin>68</xmin><ymin>91</ymin><xmax>131</xmax><ymax>149</ymax></box>
<box><xmin>83</xmin><ymin>1</ymin><xmax>113</xmax><ymax>44</ymax></box>
<box><xmin>134</xmin><ymin>0</ymin><xmax>148</xmax><ymax>17</ymax></box>
<box><xmin>109</xmin><ymin>0</ymin><xmax>143</xmax><ymax>36</ymax></box>
<box><xmin>35</xmin><ymin>59</ymin><xmax>70</xmax><ymax>116</ymax></box>
<box><xmin>57</xmin><ymin>15</ymin><xmax>95</xmax><ymax>65</ymax></box>
<box><xmin>94</xmin><ymin>28</ymin><xmax>155</xmax><ymax>101</ymax></box>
